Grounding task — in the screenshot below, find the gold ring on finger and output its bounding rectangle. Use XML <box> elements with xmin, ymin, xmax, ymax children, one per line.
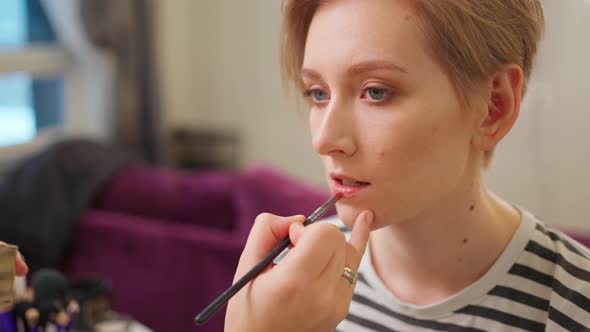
<box><xmin>342</xmin><ymin>266</ymin><xmax>357</xmax><ymax>285</ymax></box>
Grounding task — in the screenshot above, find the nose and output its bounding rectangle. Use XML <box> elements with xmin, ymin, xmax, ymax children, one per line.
<box><xmin>311</xmin><ymin>99</ymin><xmax>357</xmax><ymax>157</ymax></box>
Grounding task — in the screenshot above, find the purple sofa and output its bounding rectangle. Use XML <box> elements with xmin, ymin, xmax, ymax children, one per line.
<box><xmin>60</xmin><ymin>165</ymin><xmax>332</xmax><ymax>332</ymax></box>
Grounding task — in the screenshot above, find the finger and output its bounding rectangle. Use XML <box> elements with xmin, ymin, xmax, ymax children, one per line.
<box><xmin>348</xmin><ymin>210</ymin><xmax>373</xmax><ymax>270</ymax></box>
<box><xmin>318</xmin><ymin>238</ymin><xmax>346</xmax><ymax>285</ymax></box>
<box><xmin>15</xmin><ymin>251</ymin><xmax>28</xmax><ymax>276</ymax></box>
<box><xmin>288</xmin><ymin>221</ymin><xmax>305</xmax><ymax>245</ymax></box>
<box><xmin>267</xmin><ymin>221</ymin><xmax>310</xmax><ymax>265</ymax></box>
<box><xmin>283</xmin><ymin>222</ymin><xmax>346</xmax><ymax>278</ymax></box>
<box><xmin>237</xmin><ymin>214</ymin><xmax>305</xmax><ymax>274</ymax></box>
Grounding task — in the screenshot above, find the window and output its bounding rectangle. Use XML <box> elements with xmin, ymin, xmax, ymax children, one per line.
<box><xmin>0</xmin><ymin>0</ymin><xmax>67</xmax><ymax>148</ymax></box>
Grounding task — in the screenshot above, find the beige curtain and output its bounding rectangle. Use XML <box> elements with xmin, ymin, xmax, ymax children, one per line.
<box><xmin>80</xmin><ymin>0</ymin><xmax>163</xmax><ymax>163</ymax></box>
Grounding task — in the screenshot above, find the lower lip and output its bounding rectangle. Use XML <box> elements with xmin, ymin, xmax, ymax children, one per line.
<box><xmin>331</xmin><ymin>179</ymin><xmax>370</xmax><ymax>198</ymax></box>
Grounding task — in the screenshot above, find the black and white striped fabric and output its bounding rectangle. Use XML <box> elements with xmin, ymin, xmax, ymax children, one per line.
<box><xmin>328</xmin><ymin>209</ymin><xmax>590</xmax><ymax>331</ymax></box>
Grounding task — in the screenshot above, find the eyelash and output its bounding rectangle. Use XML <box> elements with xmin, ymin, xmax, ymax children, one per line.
<box><xmin>303</xmin><ymin>86</ymin><xmax>395</xmax><ymax>107</ymax></box>
<box><xmin>303</xmin><ymin>89</ymin><xmax>329</xmax><ymax>106</ymax></box>
<box><xmin>360</xmin><ymin>86</ymin><xmax>393</xmax><ymax>105</ymax></box>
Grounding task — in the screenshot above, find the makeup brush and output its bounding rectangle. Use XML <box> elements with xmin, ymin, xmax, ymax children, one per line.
<box><xmin>194</xmin><ymin>194</ymin><xmax>342</xmax><ymax>325</ymax></box>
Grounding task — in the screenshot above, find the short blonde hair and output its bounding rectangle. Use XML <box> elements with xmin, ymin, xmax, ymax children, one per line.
<box><xmin>280</xmin><ymin>0</ymin><xmax>545</xmax><ymax>167</ymax></box>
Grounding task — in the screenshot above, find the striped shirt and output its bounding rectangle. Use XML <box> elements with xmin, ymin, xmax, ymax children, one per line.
<box><xmin>329</xmin><ymin>209</ymin><xmax>590</xmax><ymax>331</ymax></box>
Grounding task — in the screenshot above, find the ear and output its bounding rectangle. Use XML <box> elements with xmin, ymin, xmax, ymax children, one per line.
<box><xmin>471</xmin><ymin>65</ymin><xmax>524</xmax><ymax>151</ymax></box>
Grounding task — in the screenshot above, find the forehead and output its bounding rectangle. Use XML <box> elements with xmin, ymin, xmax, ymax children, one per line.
<box><xmin>302</xmin><ymin>0</ymin><xmax>427</xmax><ymax>70</ymax></box>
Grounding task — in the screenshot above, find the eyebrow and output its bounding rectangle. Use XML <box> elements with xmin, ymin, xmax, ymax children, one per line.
<box><xmin>300</xmin><ymin>68</ymin><xmax>323</xmax><ymax>81</ymax></box>
<box><xmin>348</xmin><ymin>60</ymin><xmax>409</xmax><ymax>75</ymax></box>
<box><xmin>301</xmin><ymin>60</ymin><xmax>409</xmax><ymax>80</ymax></box>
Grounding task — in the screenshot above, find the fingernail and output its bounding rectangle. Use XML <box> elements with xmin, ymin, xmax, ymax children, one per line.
<box><xmin>291</xmin><ymin>222</ymin><xmax>304</xmax><ymax>231</ymax></box>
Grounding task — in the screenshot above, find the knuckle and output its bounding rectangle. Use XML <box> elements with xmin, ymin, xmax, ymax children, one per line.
<box><xmin>253</xmin><ymin>213</ymin><xmax>275</xmax><ymax>227</ymax></box>
<box><xmin>277</xmin><ymin>278</ymin><xmax>303</xmax><ymax>298</ymax></box>
<box><xmin>316</xmin><ymin>292</ymin><xmax>334</xmax><ymax>312</ymax></box>
<box><xmin>254</xmin><ymin>212</ymin><xmax>272</xmax><ymax>223</ymax></box>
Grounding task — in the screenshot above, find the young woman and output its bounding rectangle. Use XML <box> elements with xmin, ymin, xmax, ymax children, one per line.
<box><xmin>225</xmin><ymin>0</ymin><xmax>590</xmax><ymax>330</ymax></box>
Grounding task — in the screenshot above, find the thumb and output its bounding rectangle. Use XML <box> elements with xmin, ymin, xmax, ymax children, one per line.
<box><xmin>236</xmin><ymin>213</ymin><xmax>305</xmax><ymax>276</ymax></box>
<box><xmin>348</xmin><ymin>210</ymin><xmax>373</xmax><ymax>270</ymax></box>
<box><xmin>15</xmin><ymin>251</ymin><xmax>28</xmax><ymax>276</ymax></box>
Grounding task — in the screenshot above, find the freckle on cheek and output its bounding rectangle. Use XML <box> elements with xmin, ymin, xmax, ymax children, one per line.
<box><xmin>376</xmin><ymin>148</ymin><xmax>387</xmax><ymax>159</ymax></box>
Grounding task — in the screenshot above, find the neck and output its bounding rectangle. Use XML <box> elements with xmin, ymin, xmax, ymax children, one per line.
<box><xmin>370</xmin><ymin>173</ymin><xmax>521</xmax><ymax>306</ymax></box>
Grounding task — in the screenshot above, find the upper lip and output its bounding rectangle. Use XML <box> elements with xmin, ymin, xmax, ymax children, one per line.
<box><xmin>330</xmin><ymin>172</ymin><xmax>371</xmax><ymax>185</ymax></box>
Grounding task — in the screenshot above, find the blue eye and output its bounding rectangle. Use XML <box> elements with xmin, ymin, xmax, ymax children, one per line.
<box><xmin>304</xmin><ymin>89</ymin><xmax>329</xmax><ymax>103</ymax></box>
<box><xmin>312</xmin><ymin>89</ymin><xmax>328</xmax><ymax>101</ymax></box>
<box><xmin>366</xmin><ymin>87</ymin><xmax>387</xmax><ymax>100</ymax></box>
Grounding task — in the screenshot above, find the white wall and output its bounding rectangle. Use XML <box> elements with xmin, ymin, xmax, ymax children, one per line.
<box><xmin>156</xmin><ymin>0</ymin><xmax>325</xmax><ymax>186</ymax></box>
<box><xmin>485</xmin><ymin>0</ymin><xmax>590</xmax><ymax>229</ymax></box>
<box><xmin>156</xmin><ymin>0</ymin><xmax>590</xmax><ymax>229</ymax></box>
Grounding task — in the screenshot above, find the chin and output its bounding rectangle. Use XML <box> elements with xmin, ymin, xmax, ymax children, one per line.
<box><xmin>335</xmin><ymin>202</ymin><xmax>384</xmax><ymax>231</ymax></box>
<box><xmin>334</xmin><ymin>201</ymin><xmax>356</xmax><ymax>228</ymax></box>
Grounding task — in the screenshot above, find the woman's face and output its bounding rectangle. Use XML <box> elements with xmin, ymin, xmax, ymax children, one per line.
<box><xmin>304</xmin><ymin>0</ymin><xmax>482</xmax><ymax>229</ymax></box>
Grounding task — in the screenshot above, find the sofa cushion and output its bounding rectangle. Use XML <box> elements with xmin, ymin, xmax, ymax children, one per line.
<box><xmin>94</xmin><ymin>166</ymin><xmax>237</xmax><ymax>230</ymax></box>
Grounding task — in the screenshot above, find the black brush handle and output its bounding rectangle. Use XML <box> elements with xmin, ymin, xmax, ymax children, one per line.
<box><xmin>194</xmin><ymin>236</ymin><xmax>292</xmax><ymax>325</ymax></box>
<box><xmin>194</xmin><ymin>194</ymin><xmax>340</xmax><ymax>326</ymax></box>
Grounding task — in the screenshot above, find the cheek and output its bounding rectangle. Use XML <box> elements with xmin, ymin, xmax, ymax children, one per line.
<box><xmin>430</xmin><ymin>124</ymin><xmax>439</xmax><ymax>137</ymax></box>
<box><xmin>421</xmin><ymin>124</ymin><xmax>444</xmax><ymax>154</ymax></box>
<box><xmin>364</xmin><ymin>134</ymin><xmax>393</xmax><ymax>162</ymax></box>
<box><xmin>417</xmin><ymin>120</ymin><xmax>472</xmax><ymax>190</ymax></box>
<box><xmin>418</xmin><ymin>123</ymin><xmax>464</xmax><ymax>166</ymax></box>
<box><xmin>367</xmin><ymin>121</ymin><xmax>431</xmax><ymax>161</ymax></box>
<box><xmin>375</xmin><ymin>144</ymin><xmax>394</xmax><ymax>162</ymax></box>
<box><xmin>366</xmin><ymin>119</ymin><xmax>459</xmax><ymax>183</ymax></box>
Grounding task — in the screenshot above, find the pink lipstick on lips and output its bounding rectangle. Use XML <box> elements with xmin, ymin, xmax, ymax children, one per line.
<box><xmin>330</xmin><ymin>173</ymin><xmax>371</xmax><ymax>198</ymax></box>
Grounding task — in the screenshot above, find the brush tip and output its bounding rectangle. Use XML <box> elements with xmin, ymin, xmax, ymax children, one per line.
<box><xmin>194</xmin><ymin>314</ymin><xmax>207</xmax><ymax>325</ymax></box>
<box><xmin>333</xmin><ymin>193</ymin><xmax>344</xmax><ymax>201</ymax></box>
